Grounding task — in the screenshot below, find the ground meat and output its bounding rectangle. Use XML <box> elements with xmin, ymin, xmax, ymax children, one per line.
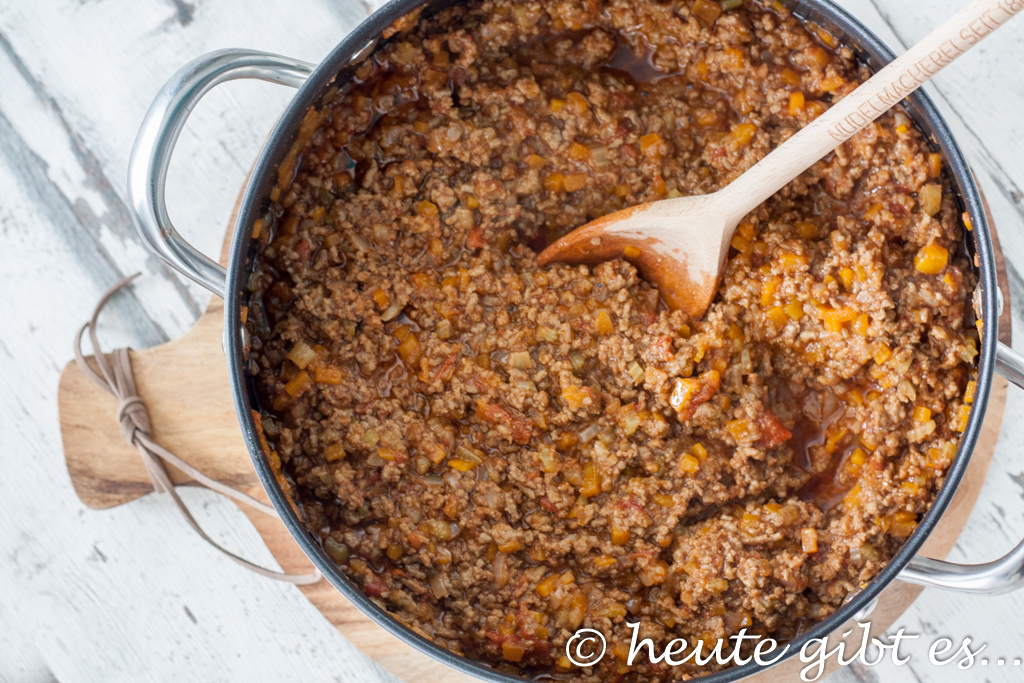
<box><xmin>244</xmin><ymin>0</ymin><xmax>979</xmax><ymax>679</ymax></box>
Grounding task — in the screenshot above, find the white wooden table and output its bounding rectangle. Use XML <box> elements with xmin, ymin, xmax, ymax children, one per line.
<box><xmin>1</xmin><ymin>1</ymin><xmax>1022</xmax><ymax>682</ymax></box>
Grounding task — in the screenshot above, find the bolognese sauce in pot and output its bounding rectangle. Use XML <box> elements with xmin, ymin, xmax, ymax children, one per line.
<box><xmin>244</xmin><ymin>0</ymin><xmax>978</xmax><ymax>678</ymax></box>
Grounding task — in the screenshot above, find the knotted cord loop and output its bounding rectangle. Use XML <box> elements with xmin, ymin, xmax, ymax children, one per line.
<box><xmin>74</xmin><ymin>274</ymin><xmax>321</xmax><ymax>585</ymax></box>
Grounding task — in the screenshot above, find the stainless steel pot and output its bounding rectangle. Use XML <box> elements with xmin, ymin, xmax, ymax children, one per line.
<box><xmin>127</xmin><ymin>0</ymin><xmax>1024</xmax><ymax>680</ymax></box>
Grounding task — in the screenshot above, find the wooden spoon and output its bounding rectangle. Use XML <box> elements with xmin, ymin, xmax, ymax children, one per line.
<box><xmin>537</xmin><ymin>0</ymin><xmax>1021</xmax><ymax>318</ymax></box>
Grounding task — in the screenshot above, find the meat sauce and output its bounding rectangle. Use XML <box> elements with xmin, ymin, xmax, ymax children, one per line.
<box><xmin>245</xmin><ymin>0</ymin><xmax>979</xmax><ymax>679</ymax></box>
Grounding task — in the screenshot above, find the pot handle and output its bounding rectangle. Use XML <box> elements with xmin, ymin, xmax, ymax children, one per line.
<box><xmin>899</xmin><ymin>341</ymin><xmax>1024</xmax><ymax>595</ymax></box>
<box><xmin>127</xmin><ymin>49</ymin><xmax>315</xmax><ymax>298</ymax></box>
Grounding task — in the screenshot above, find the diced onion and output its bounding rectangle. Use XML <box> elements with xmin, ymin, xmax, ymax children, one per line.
<box><xmin>429</xmin><ymin>573</ymin><xmax>449</xmax><ymax>599</ymax></box>
<box><xmin>456</xmin><ymin>444</ymin><xmax>485</xmax><ymax>464</ymax></box>
<box><xmin>351</xmin><ymin>233</ymin><xmax>371</xmax><ymax>252</ymax></box>
<box><xmin>287</xmin><ymin>340</ymin><xmax>319</xmax><ymax>370</ymax></box>
<box><xmin>588</xmin><ymin>143</ymin><xmax>610</xmax><ymax>170</ymax></box>
<box><xmin>493</xmin><ymin>551</ymin><xmax>509</xmax><ymax>587</ymax></box>
<box><xmin>508</xmin><ymin>351</ymin><xmax>535</xmax><ymax>369</ymax></box>
<box><xmin>570</xmin><ymin>352</ymin><xmax>586</xmax><ymax>372</ymax></box>
<box><xmin>380</xmin><ymin>302</ymin><xmax>404</xmax><ymax>321</ymax></box>
<box><xmin>579</xmin><ymin>421</ymin><xmax>602</xmax><ymax>443</ymax></box>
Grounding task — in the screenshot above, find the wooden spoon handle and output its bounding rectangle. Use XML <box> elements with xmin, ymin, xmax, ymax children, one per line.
<box><xmin>722</xmin><ymin>0</ymin><xmax>1022</xmax><ymax>223</ymax></box>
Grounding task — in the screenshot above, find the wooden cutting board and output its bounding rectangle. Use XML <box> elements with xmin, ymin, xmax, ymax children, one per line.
<box><xmin>57</xmin><ymin>190</ymin><xmax>1012</xmax><ymax>683</ymax></box>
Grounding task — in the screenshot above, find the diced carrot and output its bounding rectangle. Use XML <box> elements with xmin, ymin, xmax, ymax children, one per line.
<box><xmin>730</xmin><ymin>122</ymin><xmax>757</xmax><ymax>146</ymax></box>
<box><xmin>561</xmin><ymin>385</ymin><xmax>594</xmax><ymax>411</ymax></box>
<box><xmin>950</xmin><ymin>404</ymin><xmax>971</xmax><ymax>432</ymax></box>
<box><xmin>670</xmin><ymin>370</ymin><xmax>720</xmax><ymax>420</ymax></box>
<box><xmin>694</xmin><ymin>108</ymin><xmax>719</xmax><ymax>126</ymax></box>
<box><xmin>544</xmin><ymin>173</ymin><xmax>565</xmax><ymax>192</ymax></box>
<box><xmin>740</xmin><ymin>513</ymin><xmax>760</xmax><ymax>534</ymax></box>
<box><xmin>766</xmin><ymin>306</ymin><xmax>788</xmax><ymax>328</ymax></box>
<box><xmin>788</xmin><ymin>92</ymin><xmax>805</xmax><ymax>115</ymax></box>
<box><xmin>915</xmin><ymin>243</ymin><xmax>948</xmax><ymax>274</ymax></box>
<box><xmin>524</xmin><ymin>154</ymin><xmax>547</xmax><ymax>170</ymax></box>
<box><xmin>594</xmin><ymin>309</ymin><xmax>615</xmax><ymax>335</ymax></box>
<box><xmin>844</xmin><ymin>484</ymin><xmax>861</xmax><ymax>508</ymax></box>
<box><xmin>821</xmin><ymin>306</ymin><xmax>857</xmax><ymax>332</ymax></box>
<box><xmin>786</xmin><ymin>300</ymin><xmax>805</xmax><ymax>321</ymax></box>
<box><xmin>801</xmin><ymin>528</ymin><xmax>818</xmax><ymax>553</ymax></box>
<box><xmin>871</xmin><ymin>342</ymin><xmax>893</xmax><ymax>365</ymax></box>
<box><xmin>778</xmin><ymin>252</ymin><xmax>807</xmax><ymax>270</ymax></box>
<box><xmin>721</xmin><ymin>47</ymin><xmax>745</xmax><ymax>72</ymax></box>
<box><xmin>726</xmin><ymin>419</ymin><xmax>759</xmax><ymax>443</ymax></box>
<box><xmin>863</xmin><ymin>203</ymin><xmax>884</xmax><ymax>221</ymax></box>
<box><xmin>284</xmin><ymin>370</ymin><xmax>315</xmax><ymax>398</ymax></box>
<box><xmin>324</xmin><ymin>443</ymin><xmax>347</xmax><ymax>462</ymax></box>
<box><xmin>964</xmin><ymin>380</ymin><xmax>978</xmax><ymax>405</ymax></box>
<box><xmin>581</xmin><ymin>462</ymin><xmax>602</xmax><ymax>497</ymax></box>
<box><xmin>416</xmin><ymin>200</ymin><xmax>439</xmax><ymax>217</ymax></box>
<box><xmin>761</xmin><ymin>277</ymin><xmax>779</xmax><ymax>306</ymax></box>
<box><xmin>566</xmin><ymin>92</ymin><xmax>588</xmax><ymax>114</ymax></box>
<box><xmin>805</xmin><ymin>46</ymin><xmax>830</xmax><ymax>69</ymax></box>
<box><xmin>640</xmin><ymin>133</ymin><xmax>665</xmax><ymax>157</ymax></box>
<box><xmin>692</xmin><ymin>0</ymin><xmax>723</xmax><ymax>27</ymax></box>
<box><xmin>679</xmin><ymin>454</ymin><xmax>700</xmax><ymax>475</ymax></box>
<box><xmin>396</xmin><ymin>331</ymin><xmax>422</xmax><ymax>368</ymax></box>
<box><xmin>839</xmin><ymin>267</ymin><xmax>854</xmax><ymax>291</ymax></box>
<box><xmin>498</xmin><ymin>537</ymin><xmax>524</xmax><ymax>554</ymax></box>
<box><xmin>502</xmin><ymin>643</ymin><xmax>526</xmax><ymax>663</ymax></box>
<box><xmin>618</xmin><ymin>404</ymin><xmax>641</xmax><ymax>436</ymax></box>
<box><xmin>536</xmin><ymin>574</ymin><xmax>559</xmax><ymax>597</ymax></box>
<box><xmin>781</xmin><ymin>68</ymin><xmax>802</xmax><ymax>87</ymax></box>
<box><xmin>888</xmin><ymin>512</ymin><xmax>917</xmax><ymax>538</ymax></box>
<box><xmin>568</xmin><ymin>142</ymin><xmax>591</xmax><ymax>161</ymax></box>
<box><xmin>820</xmin><ymin>75</ymin><xmax>844</xmax><ymax>92</ymax></box>
<box><xmin>845</xmin><ymin>447</ymin><xmax>866</xmax><ymax>476</ymax></box>
<box><xmin>563</xmin><ymin>173</ymin><xmax>587</xmax><ymax>192</ymax></box>
<box><xmin>315</xmin><ymin>366</ymin><xmax>345</xmax><ymax>384</ymax></box>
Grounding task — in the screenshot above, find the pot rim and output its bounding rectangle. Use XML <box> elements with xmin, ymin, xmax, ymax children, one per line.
<box><xmin>224</xmin><ymin>1</ymin><xmax>999</xmax><ymax>680</ymax></box>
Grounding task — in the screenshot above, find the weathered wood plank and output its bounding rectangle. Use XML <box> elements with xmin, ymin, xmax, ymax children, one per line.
<box><xmin>0</xmin><ymin>1</ymin><xmax>394</xmax><ymax>681</ymax></box>
<box><xmin>3</xmin><ymin>0</ymin><xmax>1024</xmax><ymax>681</ymax></box>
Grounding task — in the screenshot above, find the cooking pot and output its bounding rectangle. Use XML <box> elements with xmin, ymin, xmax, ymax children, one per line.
<box><xmin>126</xmin><ymin>0</ymin><xmax>1024</xmax><ymax>679</ymax></box>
